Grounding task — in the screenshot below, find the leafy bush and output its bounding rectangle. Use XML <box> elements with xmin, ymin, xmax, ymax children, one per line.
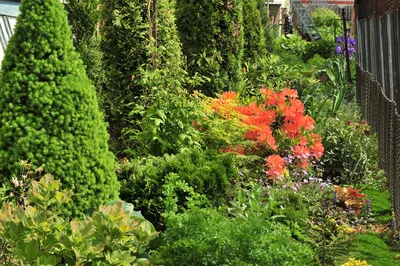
<box><xmin>0</xmin><ymin>175</ymin><xmax>157</xmax><ymax>265</ymax></box>
<box><xmin>243</xmin><ymin>0</ymin><xmax>266</xmax><ymax>61</ymax></box>
<box><xmin>175</xmin><ymin>0</ymin><xmax>244</xmax><ymax>95</ymax></box>
<box><xmin>124</xmin><ymin>87</ymin><xmax>202</xmax><ymax>157</ymax></box>
<box><xmin>0</xmin><ymin>0</ymin><xmax>119</xmax><ymax>216</ymax></box>
<box><xmin>318</xmin><ymin>117</ymin><xmax>377</xmax><ymax>186</ymax></box>
<box><xmin>304</xmin><ymin>39</ymin><xmax>335</xmax><ymax>61</ymax></box>
<box><xmin>311</xmin><ymin>8</ymin><xmax>341</xmax><ymax>28</ymax></box>
<box><xmin>156</xmin><ymin>207</ymin><xmax>315</xmax><ymax>265</ymax></box>
<box><xmin>117</xmin><ymin>149</ymin><xmax>239</xmax><ymax>228</ymax></box>
<box><xmin>241</xmin><ymin>55</ymin><xmax>300</xmax><ymax>97</ymax></box>
<box><xmin>273</xmin><ymin>34</ymin><xmax>308</xmax><ymax>60</ymax></box>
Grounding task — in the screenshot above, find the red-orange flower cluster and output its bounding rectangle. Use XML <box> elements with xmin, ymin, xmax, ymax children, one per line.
<box><xmin>208</xmin><ymin>88</ymin><xmax>324</xmax><ymax>180</ymax></box>
<box><xmin>265</xmin><ymin>154</ymin><xmax>285</xmax><ymax>179</ymax></box>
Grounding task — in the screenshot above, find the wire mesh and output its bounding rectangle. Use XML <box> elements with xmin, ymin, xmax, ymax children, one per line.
<box><xmin>357</xmin><ymin>64</ymin><xmax>400</xmax><ymax>220</ymax></box>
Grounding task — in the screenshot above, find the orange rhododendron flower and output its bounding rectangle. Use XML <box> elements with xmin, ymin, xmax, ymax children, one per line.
<box><xmin>282</xmin><ymin>121</ymin><xmax>301</xmax><ymax>139</ymax></box>
<box><xmin>311</xmin><ymin>141</ymin><xmax>324</xmax><ymax>159</ymax></box>
<box><xmin>265</xmin><ymin>154</ymin><xmax>285</xmax><ymax>179</ymax></box>
<box><xmin>294</xmin><ymin>145</ymin><xmax>310</xmax><ymax>159</ymax></box>
<box><xmin>221</xmin><ymin>91</ymin><xmax>237</xmax><ymax>101</ymax></box>
<box><xmin>300</xmin><ymin>115</ymin><xmax>315</xmax><ymax>130</ymax></box>
<box><xmin>298</xmin><ymin>158</ymin><xmax>309</xmax><ymax>169</ymax></box>
<box><xmin>261</xmin><ymin>87</ymin><xmax>278</xmax><ymax>106</ymax></box>
<box><xmin>281</xmin><ymin>88</ymin><xmax>298</xmax><ymax>98</ymax></box>
<box><xmin>206</xmin><ymin>87</ymin><xmax>325</xmax><ymax>181</ymax></box>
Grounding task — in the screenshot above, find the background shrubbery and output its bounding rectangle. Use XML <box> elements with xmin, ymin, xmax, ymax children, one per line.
<box><xmin>0</xmin><ymin>2</ymin><xmax>388</xmax><ymax>265</ymax></box>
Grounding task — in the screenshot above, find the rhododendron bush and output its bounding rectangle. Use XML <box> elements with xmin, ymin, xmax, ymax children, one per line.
<box><xmin>202</xmin><ymin>87</ymin><xmax>324</xmax><ymax>181</ymax></box>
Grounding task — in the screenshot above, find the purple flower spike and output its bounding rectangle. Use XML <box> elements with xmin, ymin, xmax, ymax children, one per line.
<box><xmin>391</xmin><ymin>219</ymin><xmax>397</xmax><ymax>231</ymax></box>
<box><xmin>336</xmin><ymin>36</ymin><xmax>344</xmax><ymax>43</ymax></box>
<box><xmin>348</xmin><ymin>37</ymin><xmax>356</xmax><ymax>46</ymax></box>
<box><xmin>334</xmin><ymin>45</ymin><xmax>343</xmax><ymax>55</ymax></box>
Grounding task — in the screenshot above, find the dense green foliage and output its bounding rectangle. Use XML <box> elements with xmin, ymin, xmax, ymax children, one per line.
<box><xmin>0</xmin><ymin>176</ymin><xmax>157</xmax><ymax>265</ymax></box>
<box><xmin>100</xmin><ymin>0</ymin><xmax>185</xmax><ymax>144</ymax></box>
<box><xmin>157</xmin><ymin>207</ymin><xmax>315</xmax><ymax>265</ymax></box>
<box><xmin>242</xmin><ymin>0</ymin><xmax>266</xmax><ymax>62</ymax></box>
<box><xmin>257</xmin><ymin>0</ymin><xmax>273</xmax><ymax>52</ymax></box>
<box><xmin>318</xmin><ymin>118</ymin><xmax>377</xmax><ymax>186</ymax></box>
<box><xmin>273</xmin><ymin>34</ymin><xmax>308</xmax><ymax>60</ymax></box>
<box><xmin>304</xmin><ymin>39</ymin><xmax>335</xmax><ymax>61</ymax></box>
<box><xmin>65</xmin><ymin>0</ymin><xmax>105</xmax><ymax>105</ymax></box>
<box><xmin>0</xmin><ymin>0</ymin><xmax>118</xmax><ymax>216</ymax></box>
<box><xmin>125</xmin><ymin>88</ymin><xmax>202</xmax><ymax>157</ymax></box>
<box><xmin>175</xmin><ymin>0</ymin><xmax>244</xmax><ymax>95</ymax></box>
<box><xmin>311</xmin><ymin>8</ymin><xmax>341</xmax><ymax>28</ymax></box>
<box><xmin>118</xmin><ymin>149</ymin><xmax>238</xmax><ymax>228</ymax></box>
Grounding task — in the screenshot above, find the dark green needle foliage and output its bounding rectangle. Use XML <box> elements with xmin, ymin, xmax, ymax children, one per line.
<box><xmin>175</xmin><ymin>0</ymin><xmax>244</xmax><ymax>96</ymax></box>
<box><xmin>0</xmin><ymin>0</ymin><xmax>119</xmax><ymax>216</ymax></box>
<box><xmin>100</xmin><ymin>0</ymin><xmax>185</xmax><ymax>145</ymax></box>
<box><xmin>243</xmin><ymin>0</ymin><xmax>266</xmax><ymax>62</ymax></box>
<box><xmin>257</xmin><ymin>0</ymin><xmax>273</xmax><ymax>52</ymax></box>
<box><xmin>65</xmin><ymin>0</ymin><xmax>106</xmax><ymax>108</ymax></box>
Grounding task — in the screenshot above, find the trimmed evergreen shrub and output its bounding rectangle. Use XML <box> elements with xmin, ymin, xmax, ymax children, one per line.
<box><xmin>242</xmin><ymin>0</ymin><xmax>266</xmax><ymax>62</ymax></box>
<box><xmin>100</xmin><ymin>0</ymin><xmax>185</xmax><ymax>144</ymax></box>
<box><xmin>0</xmin><ymin>0</ymin><xmax>119</xmax><ymax>216</ymax></box>
<box><xmin>117</xmin><ymin>149</ymin><xmax>239</xmax><ymax>229</ymax></box>
<box><xmin>175</xmin><ymin>0</ymin><xmax>245</xmax><ymax>96</ymax></box>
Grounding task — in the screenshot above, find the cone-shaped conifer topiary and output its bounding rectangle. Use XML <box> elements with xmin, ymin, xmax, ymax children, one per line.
<box><xmin>243</xmin><ymin>0</ymin><xmax>266</xmax><ymax>61</ymax></box>
<box><xmin>0</xmin><ymin>0</ymin><xmax>119</xmax><ymax>216</ymax></box>
<box><xmin>100</xmin><ymin>0</ymin><xmax>185</xmax><ymax>144</ymax></box>
<box><xmin>175</xmin><ymin>0</ymin><xmax>244</xmax><ymax>96</ymax></box>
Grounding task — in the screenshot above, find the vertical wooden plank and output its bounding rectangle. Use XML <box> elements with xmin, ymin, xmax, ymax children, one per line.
<box><xmin>387</xmin><ymin>12</ymin><xmax>394</xmax><ymax>100</ymax></box>
<box><xmin>379</xmin><ymin>16</ymin><xmax>386</xmax><ymax>92</ymax></box>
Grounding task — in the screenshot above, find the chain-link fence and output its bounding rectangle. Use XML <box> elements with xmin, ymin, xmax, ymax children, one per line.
<box><xmin>356</xmin><ymin>65</ymin><xmax>400</xmax><ymax>220</ymax></box>
<box><xmin>356</xmin><ymin>2</ymin><xmax>400</xmax><ymax>219</ymax></box>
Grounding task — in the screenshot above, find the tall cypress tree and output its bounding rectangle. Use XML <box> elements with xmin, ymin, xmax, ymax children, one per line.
<box><xmin>243</xmin><ymin>0</ymin><xmax>266</xmax><ymax>61</ymax></box>
<box><xmin>65</xmin><ymin>0</ymin><xmax>106</xmax><ymax>107</ymax></box>
<box><xmin>100</xmin><ymin>0</ymin><xmax>185</xmax><ymax>145</ymax></box>
<box><xmin>175</xmin><ymin>0</ymin><xmax>244</xmax><ymax>96</ymax></box>
<box><xmin>257</xmin><ymin>0</ymin><xmax>273</xmax><ymax>52</ymax></box>
<box><xmin>0</xmin><ymin>0</ymin><xmax>119</xmax><ymax>216</ymax></box>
